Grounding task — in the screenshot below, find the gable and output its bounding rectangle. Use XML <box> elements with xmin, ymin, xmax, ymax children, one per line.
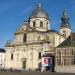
<box><xmin>57</xmin><ymin>33</ymin><xmax>75</xmax><ymax>48</ymax></box>
<box><xmin>14</xmin><ymin>22</ymin><xmax>32</xmax><ymax>35</ymax></box>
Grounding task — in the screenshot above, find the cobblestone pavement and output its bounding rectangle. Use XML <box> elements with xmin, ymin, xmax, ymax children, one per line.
<box><xmin>0</xmin><ymin>71</ymin><xmax>75</xmax><ymax>75</ymax></box>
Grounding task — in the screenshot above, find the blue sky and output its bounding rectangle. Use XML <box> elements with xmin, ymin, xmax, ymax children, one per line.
<box><xmin>0</xmin><ymin>0</ymin><xmax>75</xmax><ymax>48</ymax></box>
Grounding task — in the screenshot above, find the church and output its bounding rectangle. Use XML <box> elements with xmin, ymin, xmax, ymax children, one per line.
<box><xmin>5</xmin><ymin>3</ymin><xmax>74</xmax><ymax>72</ymax></box>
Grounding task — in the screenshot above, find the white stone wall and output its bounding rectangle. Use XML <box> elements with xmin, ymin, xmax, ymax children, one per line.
<box><xmin>5</xmin><ymin>42</ymin><xmax>54</xmax><ymax>70</ymax></box>
<box><xmin>5</xmin><ymin>47</ymin><xmax>15</xmax><ymax>69</ymax></box>
<box><xmin>14</xmin><ymin>34</ymin><xmax>23</xmax><ymax>44</ymax></box>
<box><xmin>30</xmin><ymin>18</ymin><xmax>50</xmax><ymax>31</ymax></box>
<box><xmin>0</xmin><ymin>52</ymin><xmax>5</xmax><ymax>69</ymax></box>
<box><xmin>5</xmin><ymin>10</ymin><xmax>66</xmax><ymax>70</ymax></box>
<box><xmin>54</xmin><ymin>33</ymin><xmax>65</xmax><ymax>47</ymax></box>
<box><xmin>60</xmin><ymin>28</ymin><xmax>71</xmax><ymax>38</ymax></box>
<box><xmin>55</xmin><ymin>66</ymin><xmax>75</xmax><ymax>73</ymax></box>
<box><xmin>5</xmin><ymin>30</ymin><xmax>65</xmax><ymax>70</ymax></box>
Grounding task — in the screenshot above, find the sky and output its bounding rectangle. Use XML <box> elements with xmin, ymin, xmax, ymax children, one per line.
<box><xmin>0</xmin><ymin>0</ymin><xmax>75</xmax><ymax>48</ymax></box>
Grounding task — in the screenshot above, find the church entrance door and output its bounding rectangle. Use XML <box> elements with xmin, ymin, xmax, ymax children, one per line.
<box><xmin>23</xmin><ymin>61</ymin><xmax>26</xmax><ymax>69</ymax></box>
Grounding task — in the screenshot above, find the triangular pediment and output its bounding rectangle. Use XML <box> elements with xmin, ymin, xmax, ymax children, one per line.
<box><xmin>15</xmin><ymin>22</ymin><xmax>34</xmax><ymax>35</ymax></box>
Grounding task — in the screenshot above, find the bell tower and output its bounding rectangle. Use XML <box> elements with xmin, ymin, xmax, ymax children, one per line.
<box><xmin>60</xmin><ymin>10</ymin><xmax>71</xmax><ymax>38</ymax></box>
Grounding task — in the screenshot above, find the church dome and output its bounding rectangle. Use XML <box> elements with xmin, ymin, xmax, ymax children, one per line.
<box><xmin>30</xmin><ymin>3</ymin><xmax>50</xmax><ymax>20</ymax></box>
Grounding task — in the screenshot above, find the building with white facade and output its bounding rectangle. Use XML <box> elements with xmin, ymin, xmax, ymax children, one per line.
<box><xmin>0</xmin><ymin>48</ymin><xmax>5</xmax><ymax>69</ymax></box>
<box><xmin>5</xmin><ymin>3</ymin><xmax>74</xmax><ymax>72</ymax></box>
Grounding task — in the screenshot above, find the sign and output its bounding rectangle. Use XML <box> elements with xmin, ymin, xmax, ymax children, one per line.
<box><xmin>42</xmin><ymin>57</ymin><xmax>52</xmax><ymax>66</ymax></box>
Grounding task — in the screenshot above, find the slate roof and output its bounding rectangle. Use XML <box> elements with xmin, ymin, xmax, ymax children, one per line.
<box><xmin>57</xmin><ymin>33</ymin><xmax>75</xmax><ymax>48</ymax></box>
<box><xmin>0</xmin><ymin>48</ymin><xmax>6</xmax><ymax>53</ymax></box>
<box><xmin>60</xmin><ymin>10</ymin><xmax>71</xmax><ymax>29</ymax></box>
<box><xmin>30</xmin><ymin>3</ymin><xmax>50</xmax><ymax>20</ymax></box>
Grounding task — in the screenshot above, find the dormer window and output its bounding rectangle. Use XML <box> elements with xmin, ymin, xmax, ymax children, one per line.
<box><xmin>33</xmin><ymin>22</ymin><xmax>36</xmax><ymax>27</ymax></box>
<box><xmin>40</xmin><ymin>21</ymin><xmax>43</xmax><ymax>27</ymax></box>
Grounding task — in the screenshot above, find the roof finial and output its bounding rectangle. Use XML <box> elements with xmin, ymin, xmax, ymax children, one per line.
<box><xmin>37</xmin><ymin>3</ymin><xmax>42</xmax><ymax>8</ymax></box>
<box><xmin>60</xmin><ymin>9</ymin><xmax>71</xmax><ymax>29</ymax></box>
<box><xmin>63</xmin><ymin>9</ymin><xmax>67</xmax><ymax>16</ymax></box>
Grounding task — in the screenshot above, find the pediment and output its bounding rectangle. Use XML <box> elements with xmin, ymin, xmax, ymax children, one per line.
<box><xmin>15</xmin><ymin>24</ymin><xmax>27</xmax><ymax>33</ymax></box>
<box><xmin>15</xmin><ymin>22</ymin><xmax>33</xmax><ymax>35</ymax></box>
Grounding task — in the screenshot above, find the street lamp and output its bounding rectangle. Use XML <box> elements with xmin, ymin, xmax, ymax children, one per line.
<box><xmin>41</xmin><ymin>40</ymin><xmax>51</xmax><ymax>71</ymax></box>
<box><xmin>41</xmin><ymin>42</ymin><xmax>44</xmax><ymax>71</ymax></box>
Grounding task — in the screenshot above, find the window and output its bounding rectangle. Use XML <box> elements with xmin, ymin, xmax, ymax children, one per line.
<box><xmin>64</xmin><ymin>58</ymin><xmax>66</xmax><ymax>65</ymax></box>
<box><xmin>38</xmin><ymin>52</ymin><xmax>41</xmax><ymax>59</ymax></box>
<box><xmin>1</xmin><ymin>55</ymin><xmax>2</xmax><ymax>57</ymax></box>
<box><xmin>40</xmin><ymin>21</ymin><xmax>43</xmax><ymax>27</ymax></box>
<box><xmin>64</xmin><ymin>49</ymin><xmax>66</xmax><ymax>55</ymax></box>
<box><xmin>73</xmin><ymin>50</ymin><xmax>75</xmax><ymax>64</ymax></box>
<box><xmin>11</xmin><ymin>54</ymin><xmax>13</xmax><ymax>60</ymax></box>
<box><xmin>71</xmin><ymin>49</ymin><xmax>75</xmax><ymax>65</ymax></box>
<box><xmin>59</xmin><ymin>38</ymin><xmax>61</xmax><ymax>44</ymax></box>
<box><xmin>63</xmin><ymin>31</ymin><xmax>66</xmax><ymax>37</ymax></box>
<box><xmin>62</xmin><ymin>49</ymin><xmax>66</xmax><ymax>55</ymax></box>
<box><xmin>57</xmin><ymin>59</ymin><xmax>61</xmax><ymax>65</ymax></box>
<box><xmin>38</xmin><ymin>36</ymin><xmax>40</xmax><ymax>40</ymax></box>
<box><xmin>1</xmin><ymin>58</ymin><xmax>2</xmax><ymax>62</ymax></box>
<box><xmin>46</xmin><ymin>36</ymin><xmax>49</xmax><ymax>41</ymax></box>
<box><xmin>17</xmin><ymin>54</ymin><xmax>19</xmax><ymax>61</ymax></box>
<box><xmin>23</xmin><ymin>33</ymin><xmax>27</xmax><ymax>42</ymax></box>
<box><xmin>46</xmin><ymin>22</ymin><xmax>48</xmax><ymax>28</ymax></box>
<box><xmin>71</xmin><ymin>49</ymin><xmax>73</xmax><ymax>55</ymax></box>
<box><xmin>1</xmin><ymin>55</ymin><xmax>2</xmax><ymax>61</ymax></box>
<box><xmin>33</xmin><ymin>22</ymin><xmax>36</xmax><ymax>27</ymax></box>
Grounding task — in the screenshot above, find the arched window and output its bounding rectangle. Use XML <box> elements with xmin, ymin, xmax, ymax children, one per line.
<box><xmin>11</xmin><ymin>54</ymin><xmax>13</xmax><ymax>60</ymax></box>
<box><xmin>40</xmin><ymin>21</ymin><xmax>43</xmax><ymax>27</ymax></box>
<box><xmin>38</xmin><ymin>52</ymin><xmax>41</xmax><ymax>59</ymax></box>
<box><xmin>23</xmin><ymin>33</ymin><xmax>27</xmax><ymax>42</ymax></box>
<box><xmin>33</xmin><ymin>21</ymin><xmax>36</xmax><ymax>27</ymax></box>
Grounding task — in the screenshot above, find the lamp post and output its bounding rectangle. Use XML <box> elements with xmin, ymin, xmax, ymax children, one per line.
<box><xmin>41</xmin><ymin>40</ymin><xmax>50</xmax><ymax>71</ymax></box>
<box><xmin>41</xmin><ymin>42</ymin><xmax>45</xmax><ymax>71</ymax></box>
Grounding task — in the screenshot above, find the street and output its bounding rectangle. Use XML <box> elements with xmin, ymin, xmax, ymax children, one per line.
<box><xmin>0</xmin><ymin>71</ymin><xmax>75</xmax><ymax>75</ymax></box>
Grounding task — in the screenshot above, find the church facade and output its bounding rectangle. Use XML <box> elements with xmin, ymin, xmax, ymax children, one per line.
<box><xmin>5</xmin><ymin>3</ymin><xmax>72</xmax><ymax>71</ymax></box>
